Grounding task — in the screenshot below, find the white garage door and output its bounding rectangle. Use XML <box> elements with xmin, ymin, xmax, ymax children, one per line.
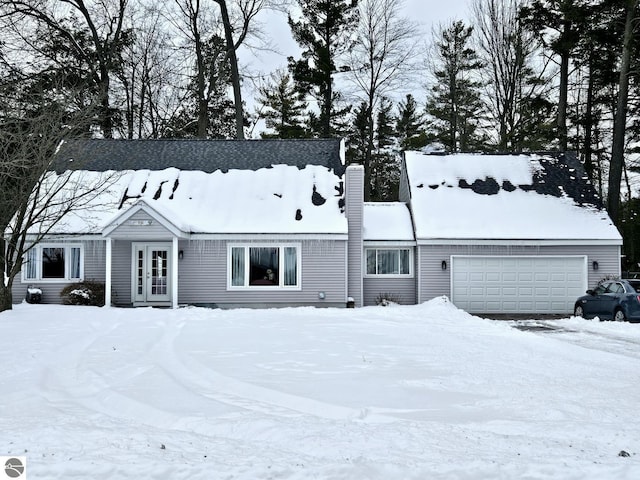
<box><xmin>451</xmin><ymin>256</ymin><xmax>587</xmax><ymax>314</ymax></box>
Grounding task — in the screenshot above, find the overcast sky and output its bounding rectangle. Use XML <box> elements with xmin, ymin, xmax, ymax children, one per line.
<box><xmin>246</xmin><ymin>0</ymin><xmax>472</xmax><ymax>77</ymax></box>
<box><xmin>242</xmin><ymin>0</ymin><xmax>472</xmax><ymax>130</ymax></box>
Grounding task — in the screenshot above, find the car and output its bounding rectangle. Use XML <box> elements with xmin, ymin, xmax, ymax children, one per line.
<box><xmin>574</xmin><ymin>279</ymin><xmax>640</xmax><ymax>322</ymax></box>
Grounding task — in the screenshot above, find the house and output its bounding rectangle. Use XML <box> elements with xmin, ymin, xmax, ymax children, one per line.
<box><xmin>399</xmin><ymin>151</ymin><xmax>622</xmax><ymax>314</ymax></box>
<box><xmin>12</xmin><ymin>139</ymin><xmax>622</xmax><ymax>314</ymax></box>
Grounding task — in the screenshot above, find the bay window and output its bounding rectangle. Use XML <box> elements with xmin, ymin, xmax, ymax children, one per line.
<box><xmin>23</xmin><ymin>244</ymin><xmax>83</xmax><ymax>282</ymax></box>
<box><xmin>365</xmin><ymin>248</ymin><xmax>412</xmax><ymax>276</ymax></box>
<box><xmin>229</xmin><ymin>244</ymin><xmax>300</xmax><ymax>289</ymax></box>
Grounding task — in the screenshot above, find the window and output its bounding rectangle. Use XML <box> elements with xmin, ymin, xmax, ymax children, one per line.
<box><xmin>365</xmin><ymin>248</ymin><xmax>412</xmax><ymax>276</ymax></box>
<box><xmin>229</xmin><ymin>245</ymin><xmax>300</xmax><ymax>289</ymax></box>
<box><xmin>23</xmin><ymin>244</ymin><xmax>83</xmax><ymax>282</ymax></box>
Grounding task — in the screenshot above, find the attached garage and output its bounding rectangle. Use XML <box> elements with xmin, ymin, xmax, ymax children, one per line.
<box><xmin>451</xmin><ymin>256</ymin><xmax>588</xmax><ymax>314</ymax></box>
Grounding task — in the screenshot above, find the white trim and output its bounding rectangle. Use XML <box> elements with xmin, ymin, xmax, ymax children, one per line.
<box><xmin>363</xmin><ymin>247</ymin><xmax>414</xmax><ymax>278</ymax></box>
<box><xmin>417</xmin><ymin>246</ymin><xmax>422</xmax><ymax>304</ymax></box>
<box><xmin>105</xmin><ymin>238</ymin><xmax>112</xmax><ymax>307</ymax></box>
<box><xmin>417</xmin><ymin>238</ymin><xmax>623</xmax><ymax>246</ymax></box>
<box><xmin>190</xmin><ymin>233</ymin><xmax>348</xmax><ymax>241</ymax></box>
<box><xmin>103</xmin><ymin>201</ymin><xmax>188</xmax><ymax>239</ymax></box>
<box><xmin>226</xmin><ymin>243</ymin><xmax>302</xmax><ymax>291</ymax></box>
<box><xmin>172</xmin><ymin>237</ymin><xmax>179</xmax><ymax>308</ymax></box>
<box><xmin>363</xmin><ymin>241</ymin><xmax>416</xmax><ymax>247</ymax></box>
<box><xmin>21</xmin><ymin>243</ymin><xmax>84</xmax><ymax>283</ymax></box>
<box><xmin>131</xmin><ymin>242</ymin><xmax>173</xmax><ymax>305</ymax></box>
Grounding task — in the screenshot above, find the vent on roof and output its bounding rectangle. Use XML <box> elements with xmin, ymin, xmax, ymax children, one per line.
<box><xmin>295</xmin><ymin>209</ymin><xmax>303</xmax><ymax>221</ymax></box>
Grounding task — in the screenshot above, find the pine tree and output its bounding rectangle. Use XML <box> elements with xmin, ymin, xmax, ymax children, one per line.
<box><xmin>396</xmin><ymin>94</ymin><xmax>426</xmax><ymax>150</ymax></box>
<box><xmin>426</xmin><ymin>21</ymin><xmax>485</xmax><ymax>152</ymax></box>
<box><xmin>257</xmin><ymin>71</ymin><xmax>309</xmax><ymax>138</ymax></box>
<box><xmin>370</xmin><ymin>97</ymin><xmax>399</xmax><ymax>201</ymax></box>
<box><xmin>345</xmin><ymin>102</ymin><xmax>370</xmax><ymax>166</ymax></box>
<box><xmin>288</xmin><ymin>0</ymin><xmax>358</xmax><ymax>137</ymax></box>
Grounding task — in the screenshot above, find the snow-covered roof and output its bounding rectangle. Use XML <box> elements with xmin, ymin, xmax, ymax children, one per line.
<box><xmin>363</xmin><ymin>203</ymin><xmax>414</xmax><ymax>241</ymax></box>
<box><xmin>38</xmin><ymin>164</ymin><xmax>347</xmax><ymax>235</ymax></box>
<box><xmin>404</xmin><ymin>151</ymin><xmax>622</xmax><ymax>242</ymax></box>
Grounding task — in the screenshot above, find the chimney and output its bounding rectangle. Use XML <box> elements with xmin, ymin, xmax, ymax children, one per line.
<box><xmin>345</xmin><ymin>164</ymin><xmax>364</xmax><ymax>307</ymax></box>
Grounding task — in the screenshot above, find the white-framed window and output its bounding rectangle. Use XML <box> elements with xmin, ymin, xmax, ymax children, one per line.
<box><xmin>228</xmin><ymin>244</ymin><xmax>301</xmax><ymax>289</ymax></box>
<box><xmin>365</xmin><ymin>248</ymin><xmax>412</xmax><ymax>277</ymax></box>
<box><xmin>22</xmin><ymin>244</ymin><xmax>84</xmax><ymax>282</ymax></box>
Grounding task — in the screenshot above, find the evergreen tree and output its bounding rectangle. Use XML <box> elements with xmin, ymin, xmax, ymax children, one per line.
<box><xmin>519</xmin><ymin>0</ymin><xmax>586</xmax><ymax>151</ymax></box>
<box><xmin>257</xmin><ymin>71</ymin><xmax>309</xmax><ymax>138</ymax></box>
<box><xmin>287</xmin><ymin>0</ymin><xmax>358</xmax><ymax>137</ymax></box>
<box><xmin>370</xmin><ymin>97</ymin><xmax>399</xmax><ymax>201</ymax></box>
<box><xmin>426</xmin><ymin>21</ymin><xmax>485</xmax><ymax>152</ymax></box>
<box><xmin>396</xmin><ymin>94</ymin><xmax>427</xmax><ymax>150</ymax></box>
<box><xmin>345</xmin><ymin>102</ymin><xmax>370</xmax><ymax>165</ymax></box>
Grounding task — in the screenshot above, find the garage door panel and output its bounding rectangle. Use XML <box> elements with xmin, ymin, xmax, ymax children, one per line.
<box><xmin>451</xmin><ymin>256</ymin><xmax>586</xmax><ymax>314</ymax></box>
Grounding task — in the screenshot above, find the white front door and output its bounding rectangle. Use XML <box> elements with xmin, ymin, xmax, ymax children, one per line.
<box><xmin>133</xmin><ymin>243</ymin><xmax>172</xmax><ymax>304</ymax></box>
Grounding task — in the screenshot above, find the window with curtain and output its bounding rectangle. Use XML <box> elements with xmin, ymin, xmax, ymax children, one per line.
<box><xmin>229</xmin><ymin>245</ymin><xmax>300</xmax><ymax>288</ymax></box>
<box><xmin>22</xmin><ymin>244</ymin><xmax>84</xmax><ymax>281</ymax></box>
<box><xmin>365</xmin><ymin>248</ymin><xmax>412</xmax><ymax>276</ymax></box>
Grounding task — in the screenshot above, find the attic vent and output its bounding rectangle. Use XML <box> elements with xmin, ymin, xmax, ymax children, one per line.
<box><xmin>295</xmin><ymin>209</ymin><xmax>303</xmax><ymax>221</ymax></box>
<box><xmin>312</xmin><ymin>185</ymin><xmax>326</xmax><ymax>206</ymax></box>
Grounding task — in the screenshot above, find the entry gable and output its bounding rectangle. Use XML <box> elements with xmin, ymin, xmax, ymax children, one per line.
<box><xmin>103</xmin><ymin>200</ymin><xmax>187</xmax><ymax>239</ymax></box>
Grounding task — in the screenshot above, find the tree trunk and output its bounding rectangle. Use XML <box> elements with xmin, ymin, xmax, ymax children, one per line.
<box><xmin>216</xmin><ymin>0</ymin><xmax>245</xmax><ymax>140</ymax></box>
<box><xmin>607</xmin><ymin>0</ymin><xmax>638</xmax><ymax>226</ymax></box>
<box><xmin>558</xmin><ymin>51</ymin><xmax>569</xmax><ymax>151</ymax></box>
<box><xmin>583</xmin><ymin>53</ymin><xmax>595</xmax><ymax>180</ymax></box>
<box><xmin>0</xmin><ymin>283</ymin><xmax>12</xmax><ymax>313</ymax></box>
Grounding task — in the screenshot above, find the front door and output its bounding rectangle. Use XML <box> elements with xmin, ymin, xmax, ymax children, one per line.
<box><xmin>133</xmin><ymin>243</ymin><xmax>172</xmax><ymax>304</ymax></box>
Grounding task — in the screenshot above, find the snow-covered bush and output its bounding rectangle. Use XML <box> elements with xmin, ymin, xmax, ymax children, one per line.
<box><xmin>375</xmin><ymin>293</ymin><xmax>401</xmax><ymax>306</ymax></box>
<box><xmin>60</xmin><ymin>281</ymin><xmax>105</xmax><ymax>306</ymax></box>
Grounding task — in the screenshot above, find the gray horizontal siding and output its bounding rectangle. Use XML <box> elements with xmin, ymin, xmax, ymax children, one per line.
<box><xmin>363</xmin><ymin>277</ymin><xmax>416</xmax><ymax>306</ymax></box>
<box><xmin>12</xmin><ymin>240</ymin><xmax>106</xmax><ymax>305</ymax></box>
<box><xmin>177</xmin><ymin>239</ymin><xmax>348</xmax><ymax>307</ymax></box>
<box><xmin>95</xmin><ymin>239</ymin><xmax>347</xmax><ymax>308</ymax></box>
<box><xmin>109</xmin><ymin>209</ymin><xmax>174</xmax><ymax>239</ymax></box>
<box><xmin>111</xmin><ymin>239</ymin><xmax>132</xmax><ymax>305</ymax></box>
<box><xmin>418</xmin><ymin>244</ymin><xmax>621</xmax><ymax>304</ymax></box>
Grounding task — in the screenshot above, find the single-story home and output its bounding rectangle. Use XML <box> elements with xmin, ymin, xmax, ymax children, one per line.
<box><xmin>11</xmin><ymin>139</ymin><xmax>622</xmax><ymax>314</ymax></box>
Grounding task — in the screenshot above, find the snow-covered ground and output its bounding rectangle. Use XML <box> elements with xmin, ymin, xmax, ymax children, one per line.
<box><xmin>1</xmin><ymin>298</ymin><xmax>639</xmax><ymax>479</ymax></box>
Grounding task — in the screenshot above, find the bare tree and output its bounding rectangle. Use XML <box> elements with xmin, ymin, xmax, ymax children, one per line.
<box><xmin>0</xmin><ymin>0</ymin><xmax>131</xmax><ymax>138</ymax></box>
<box><xmin>0</xmin><ymin>86</ymin><xmax>118</xmax><ymax>312</ymax></box>
<box><xmin>473</xmin><ymin>0</ymin><xmax>553</xmax><ymax>151</ymax></box>
<box><xmin>347</xmin><ymin>0</ymin><xmax>420</xmax><ymax>200</ymax></box>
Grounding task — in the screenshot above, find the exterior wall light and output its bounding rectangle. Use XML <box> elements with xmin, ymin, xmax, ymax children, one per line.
<box><xmin>179</xmin><ymin>250</ymin><xmax>184</xmax><ymax>260</ymax></box>
<box><xmin>592</xmin><ymin>260</ymin><xmax>599</xmax><ymax>270</ymax></box>
<box><xmin>441</xmin><ymin>260</ymin><xmax>447</xmax><ymax>270</ymax></box>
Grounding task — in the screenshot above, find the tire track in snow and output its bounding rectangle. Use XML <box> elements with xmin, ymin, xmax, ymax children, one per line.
<box><xmin>149</xmin><ymin>318</ymin><xmax>397</xmax><ymax>424</ymax></box>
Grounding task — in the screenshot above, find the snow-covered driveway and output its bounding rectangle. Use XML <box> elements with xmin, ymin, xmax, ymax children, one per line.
<box><xmin>1</xmin><ymin>299</ymin><xmax>639</xmax><ymax>479</ymax></box>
